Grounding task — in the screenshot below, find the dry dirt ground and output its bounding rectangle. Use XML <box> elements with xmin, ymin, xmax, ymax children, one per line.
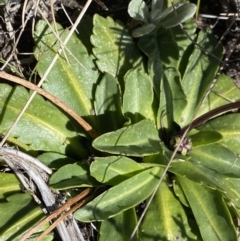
<box><xmin>0</xmin><ymin>0</ymin><xmax>240</xmax><ymax>84</ymax></box>
<box><xmin>196</xmin><ymin>0</ymin><xmax>240</xmax><ymax>86</ymax></box>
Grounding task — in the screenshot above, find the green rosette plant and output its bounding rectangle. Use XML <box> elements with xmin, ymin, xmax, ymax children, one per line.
<box><xmin>1</xmin><ymin>0</ymin><xmax>240</xmax><ymax>240</ymax></box>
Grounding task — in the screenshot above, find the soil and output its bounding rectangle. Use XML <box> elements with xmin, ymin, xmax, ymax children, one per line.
<box><xmin>1</xmin><ymin>0</ymin><xmax>240</xmax><ymax>83</ymax></box>
<box><xmin>195</xmin><ymin>0</ymin><xmax>240</xmax><ymax>87</ymax></box>
<box><xmin>0</xmin><ymin>0</ymin><xmax>240</xmax><ymax>240</ymax></box>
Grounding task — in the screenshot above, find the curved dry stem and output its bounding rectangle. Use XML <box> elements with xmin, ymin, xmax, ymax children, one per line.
<box><xmin>17</xmin><ymin>188</ymin><xmax>92</xmax><ymax>241</ymax></box>
<box><xmin>0</xmin><ymin>71</ymin><xmax>98</xmax><ymax>139</ymax></box>
<box><xmin>1</xmin><ymin>147</ymin><xmax>73</xmax><ymax>240</ymax></box>
<box><xmin>36</xmin><ymin>195</ymin><xmax>93</xmax><ymax>241</ymax></box>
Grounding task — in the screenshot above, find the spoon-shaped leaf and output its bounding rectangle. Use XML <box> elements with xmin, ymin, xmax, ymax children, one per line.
<box><xmin>91</xmin><ymin>15</ymin><xmax>141</xmax><ymax>86</ymax></box>
<box><xmin>128</xmin><ymin>0</ymin><xmax>149</xmax><ymax>22</ymax></box>
<box><xmin>0</xmin><ymin>84</ymin><xmax>84</xmax><ymax>155</ymax></box>
<box><xmin>198</xmin><ymin>113</ymin><xmax>240</xmax><ymax>155</ymax></box>
<box><xmin>123</xmin><ymin>65</ymin><xmax>155</xmax><ymax>123</ymax></box>
<box><xmin>150</xmin><ymin>2</ymin><xmax>184</xmax><ymax>24</ymax></box>
<box><xmin>178</xmin><ymin>177</ymin><xmax>237</xmax><ymax>241</ymax></box>
<box><xmin>94</xmin><ymin>73</ymin><xmax>124</xmax><ymax>134</ymax></box>
<box><xmin>34</xmin><ymin>20</ymin><xmax>99</xmax><ymax>132</ymax></box>
<box><xmin>74</xmin><ymin>167</ymin><xmax>163</xmax><ymax>221</ymax></box>
<box><xmin>158</xmin><ymin>3</ymin><xmax>196</xmax><ymax>29</ymax></box>
<box><xmin>92</xmin><ymin>119</ymin><xmax>162</xmax><ymax>156</ymax></box>
<box><xmin>196</xmin><ymin>74</ymin><xmax>240</xmax><ymax>118</ymax></box>
<box><xmin>141</xmin><ymin>175</ymin><xmax>198</xmax><ymax>240</ymax></box>
<box><xmin>190</xmin><ymin>144</ymin><xmax>240</xmax><ymax>177</ymax></box>
<box><xmin>179</xmin><ymin>30</ymin><xmax>222</xmax><ymax>126</ymax></box>
<box><xmin>90</xmin><ymin>156</ymin><xmax>146</xmax><ymax>185</ymax></box>
<box><xmin>189</xmin><ymin>131</ymin><xmax>222</xmax><ymax>147</ymax></box>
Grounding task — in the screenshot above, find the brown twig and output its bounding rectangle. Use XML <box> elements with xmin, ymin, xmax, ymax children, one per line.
<box><xmin>0</xmin><ymin>71</ymin><xmax>98</xmax><ymax>139</ymax></box>
<box><xmin>178</xmin><ymin>101</ymin><xmax>240</xmax><ymax>136</ymax></box>
<box><xmin>36</xmin><ymin>195</ymin><xmax>94</xmax><ymax>241</ymax></box>
<box><xmin>17</xmin><ymin>188</ymin><xmax>93</xmax><ymax>241</ymax></box>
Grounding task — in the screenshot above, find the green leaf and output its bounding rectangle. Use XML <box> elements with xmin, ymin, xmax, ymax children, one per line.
<box><xmin>173</xmin><ymin>177</ymin><xmax>189</xmax><ymax>207</ymax></box>
<box><xmin>171</xmin><ymin>19</ymin><xmax>196</xmax><ymax>68</ymax></box>
<box><xmin>189</xmin><ymin>131</ymin><xmax>222</xmax><ymax>147</ymax></box>
<box><xmin>198</xmin><ymin>113</ymin><xmax>240</xmax><ymax>155</ymax></box>
<box><xmin>90</xmin><ymin>156</ymin><xmax>146</xmax><ymax>185</ymax></box>
<box><xmin>141</xmin><ymin>175</ymin><xmax>198</xmax><ymax>241</ymax></box>
<box><xmin>138</xmin><ymin>27</ymin><xmax>180</xmax><ymax>99</ymax></box>
<box><xmin>143</xmin><ymin>151</ymin><xmax>189</xmax><ymax>172</ymax></box>
<box><xmin>169</xmin><ymin>161</ymin><xmax>240</xmax><ymax>206</ymax></box>
<box><xmin>0</xmin><ymin>173</ymin><xmax>21</xmax><ymax>200</ymax></box>
<box><xmin>91</xmin><ymin>14</ymin><xmax>141</xmax><ymax>87</ymax></box>
<box><xmin>0</xmin><ymin>84</ymin><xmax>83</xmax><ymax>155</ymax></box>
<box><xmin>122</xmin><ymin>208</ymin><xmax>139</xmax><ymax>241</ymax></box>
<box><xmin>128</xmin><ymin>0</ymin><xmax>149</xmax><ymax>22</ymax></box>
<box><xmin>159</xmin><ymin>67</ymin><xmax>187</xmax><ymax>129</ymax></box>
<box><xmin>38</xmin><ymin>152</ymin><xmax>78</xmax><ymax>169</ymax></box>
<box><xmin>94</xmin><ymin>73</ymin><xmax>124</xmax><ymax>134</ymax></box>
<box><xmin>74</xmin><ymin>167</ymin><xmax>163</xmax><ymax>221</ymax></box>
<box><xmin>150</xmin><ymin>9</ymin><xmax>162</xmax><ymax>23</ymax></box>
<box><xmin>145</xmin><ymin>153</ymin><xmax>240</xmax><ymax>203</ymax></box>
<box><xmin>227</xmin><ymin>177</ymin><xmax>240</xmax><ymax>214</ymax></box>
<box><xmin>151</xmin><ymin>0</ymin><xmax>163</xmax><ymax>13</ymax></box>
<box><xmin>34</xmin><ymin>20</ymin><xmax>99</xmax><ymax>131</ymax></box>
<box><xmin>99</xmin><ymin>214</ymin><xmax>123</xmax><ymax>241</ymax></box>
<box><xmin>155</xmin><ymin>28</ymin><xmax>179</xmax><ymax>68</ymax></box>
<box><xmin>92</xmin><ymin>119</ymin><xmax>162</xmax><ymax>156</ymax></box>
<box><xmin>227</xmin><ymin>178</ymin><xmax>240</xmax><ymax>198</ymax></box>
<box><xmin>190</xmin><ymin>144</ymin><xmax>240</xmax><ymax>177</ymax></box>
<box><xmin>49</xmin><ymin>162</ymin><xmax>100</xmax><ymax>190</ymax></box>
<box><xmin>131</xmin><ymin>23</ymin><xmax>156</xmax><ymax>38</ymax></box>
<box><xmin>123</xmin><ymin>65</ymin><xmax>154</xmax><ymax>123</ymax></box>
<box><xmin>150</xmin><ymin>2</ymin><xmax>179</xmax><ymax>24</ymax></box>
<box><xmin>178</xmin><ymin>177</ymin><xmax>237</xmax><ymax>241</ymax></box>
<box><xmin>138</xmin><ymin>34</ymin><xmax>163</xmax><ymax>98</ymax></box>
<box><xmin>179</xmin><ymin>30</ymin><xmax>222</xmax><ymax>127</ymax></box>
<box><xmin>158</xmin><ymin>3</ymin><xmax>196</xmax><ymax>29</ymax></box>
<box><xmin>99</xmin><ymin>209</ymin><xmax>140</xmax><ymax>241</ymax></box>
<box><xmin>0</xmin><ymin>0</ymin><xmax>7</xmax><ymax>5</ymax></box>
<box><xmin>197</xmin><ymin>74</ymin><xmax>240</xmax><ymax>118</ymax></box>
<box><xmin>0</xmin><ymin>193</ymin><xmax>47</xmax><ymax>240</ymax></box>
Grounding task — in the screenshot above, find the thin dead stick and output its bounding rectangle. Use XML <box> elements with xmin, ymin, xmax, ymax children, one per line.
<box><xmin>199</xmin><ymin>13</ymin><xmax>240</xmax><ymax>20</ymax></box>
<box><xmin>48</xmin><ymin>0</ymin><xmax>70</xmax><ymax>65</ymax></box>
<box><xmin>0</xmin><ymin>146</ymin><xmax>52</xmax><ymax>174</ymax></box>
<box><xmin>36</xmin><ymin>195</ymin><xmax>93</xmax><ymax>241</ymax></box>
<box><xmin>1</xmin><ymin>0</ymin><xmax>36</xmax><ymax>71</ymax></box>
<box><xmin>0</xmin><ymin>71</ymin><xmax>98</xmax><ymax>138</ymax></box>
<box><xmin>17</xmin><ymin>188</ymin><xmax>92</xmax><ymax>241</ymax></box>
<box><xmin>2</xmin><ymin>151</ymin><xmax>72</xmax><ymax>240</ymax></box>
<box><xmin>0</xmin><ymin>0</ymin><xmax>94</xmax><ymax>147</ymax></box>
<box><xmin>33</xmin><ymin>1</ymin><xmax>85</xmax><ymax>69</ymax></box>
<box><xmin>215</xmin><ymin>15</ymin><xmax>238</xmax><ymax>48</ymax></box>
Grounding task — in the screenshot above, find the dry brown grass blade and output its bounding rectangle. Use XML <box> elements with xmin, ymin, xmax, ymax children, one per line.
<box><xmin>36</xmin><ymin>195</ymin><xmax>94</xmax><ymax>241</ymax></box>
<box><xmin>0</xmin><ymin>71</ymin><xmax>98</xmax><ymax>139</ymax></box>
<box><xmin>17</xmin><ymin>188</ymin><xmax>93</xmax><ymax>241</ymax></box>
